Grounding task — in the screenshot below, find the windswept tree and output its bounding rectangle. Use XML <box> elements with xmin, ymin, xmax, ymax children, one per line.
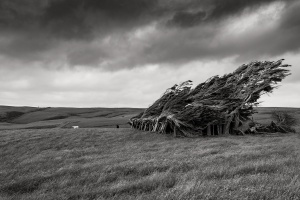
<box><xmin>130</xmin><ymin>60</ymin><xmax>292</xmax><ymax>137</ymax></box>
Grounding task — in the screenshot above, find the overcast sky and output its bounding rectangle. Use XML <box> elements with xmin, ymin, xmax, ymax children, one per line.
<box><xmin>0</xmin><ymin>0</ymin><xmax>299</xmax><ymax>108</ymax></box>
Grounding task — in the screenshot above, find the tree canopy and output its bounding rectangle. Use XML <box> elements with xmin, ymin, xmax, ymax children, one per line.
<box><xmin>130</xmin><ymin>60</ymin><xmax>291</xmax><ymax>137</ymax></box>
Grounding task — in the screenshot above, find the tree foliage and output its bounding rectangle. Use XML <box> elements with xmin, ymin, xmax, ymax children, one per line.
<box><xmin>130</xmin><ymin>60</ymin><xmax>292</xmax><ymax>137</ymax></box>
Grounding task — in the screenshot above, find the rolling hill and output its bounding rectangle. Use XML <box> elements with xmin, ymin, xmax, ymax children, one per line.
<box><xmin>0</xmin><ymin>106</ymin><xmax>144</xmax><ymax>130</ymax></box>
<box><xmin>0</xmin><ymin>106</ymin><xmax>299</xmax><ymax>131</ymax></box>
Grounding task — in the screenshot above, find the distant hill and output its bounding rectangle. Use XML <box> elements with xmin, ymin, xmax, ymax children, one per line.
<box><xmin>0</xmin><ymin>106</ymin><xmax>144</xmax><ymax>130</ymax></box>
<box><xmin>0</xmin><ymin>106</ymin><xmax>299</xmax><ymax>131</ymax></box>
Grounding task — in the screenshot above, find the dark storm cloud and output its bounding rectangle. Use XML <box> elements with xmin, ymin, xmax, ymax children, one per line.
<box><xmin>0</xmin><ymin>0</ymin><xmax>299</xmax><ymax>68</ymax></box>
<box><xmin>275</xmin><ymin>0</ymin><xmax>300</xmax><ymax>52</ymax></box>
<box><xmin>222</xmin><ymin>0</ymin><xmax>300</xmax><ymax>60</ymax></box>
<box><xmin>207</xmin><ymin>0</ymin><xmax>278</xmax><ymax>20</ymax></box>
<box><xmin>42</xmin><ymin>0</ymin><xmax>160</xmax><ymax>39</ymax></box>
<box><xmin>0</xmin><ymin>0</ymin><xmax>160</xmax><ymax>61</ymax></box>
<box><xmin>0</xmin><ymin>0</ymin><xmax>285</xmax><ymax>39</ymax></box>
<box><xmin>133</xmin><ymin>0</ymin><xmax>300</xmax><ymax>67</ymax></box>
<box><xmin>167</xmin><ymin>0</ymin><xmax>285</xmax><ymax>27</ymax></box>
<box><xmin>1</xmin><ymin>0</ymin><xmax>300</xmax><ymax>108</ymax></box>
<box><xmin>0</xmin><ymin>0</ymin><xmax>159</xmax><ymax>39</ymax></box>
<box><xmin>167</xmin><ymin>11</ymin><xmax>207</xmax><ymax>28</ymax></box>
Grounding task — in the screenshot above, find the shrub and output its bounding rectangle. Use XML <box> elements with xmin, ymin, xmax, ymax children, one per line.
<box><xmin>271</xmin><ymin>111</ymin><xmax>298</xmax><ymax>127</ymax></box>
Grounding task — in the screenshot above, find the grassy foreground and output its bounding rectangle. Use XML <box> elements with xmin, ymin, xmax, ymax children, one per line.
<box><xmin>1</xmin><ymin>128</ymin><xmax>300</xmax><ymax>200</ymax></box>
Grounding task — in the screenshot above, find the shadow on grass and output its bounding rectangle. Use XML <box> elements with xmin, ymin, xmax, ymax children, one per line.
<box><xmin>205</xmin><ymin>164</ymin><xmax>279</xmax><ymax>180</ymax></box>
<box><xmin>170</xmin><ymin>162</ymin><xmax>195</xmax><ymax>173</ymax></box>
<box><xmin>105</xmin><ymin>164</ymin><xmax>170</xmax><ymax>178</ymax></box>
<box><xmin>0</xmin><ymin>169</ymin><xmax>82</xmax><ymax>195</ymax></box>
<box><xmin>0</xmin><ymin>176</ymin><xmax>52</xmax><ymax>195</ymax></box>
<box><xmin>100</xmin><ymin>162</ymin><xmax>195</xmax><ymax>185</ymax></box>
<box><xmin>66</xmin><ymin>173</ymin><xmax>177</xmax><ymax>199</ymax></box>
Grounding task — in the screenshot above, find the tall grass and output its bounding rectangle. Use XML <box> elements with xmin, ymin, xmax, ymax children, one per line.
<box><xmin>1</xmin><ymin>128</ymin><xmax>300</xmax><ymax>200</ymax></box>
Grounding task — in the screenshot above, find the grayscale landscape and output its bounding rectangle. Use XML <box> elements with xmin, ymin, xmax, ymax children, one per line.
<box><xmin>1</xmin><ymin>0</ymin><xmax>300</xmax><ymax>199</ymax></box>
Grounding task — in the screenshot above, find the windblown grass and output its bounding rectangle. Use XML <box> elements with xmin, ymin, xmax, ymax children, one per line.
<box><xmin>1</xmin><ymin>128</ymin><xmax>300</xmax><ymax>199</ymax></box>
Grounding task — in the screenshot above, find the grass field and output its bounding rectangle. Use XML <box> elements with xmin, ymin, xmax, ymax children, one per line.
<box><xmin>1</xmin><ymin>128</ymin><xmax>300</xmax><ymax>200</ymax></box>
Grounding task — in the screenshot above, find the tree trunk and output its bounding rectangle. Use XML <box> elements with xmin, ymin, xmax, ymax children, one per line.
<box><xmin>207</xmin><ymin>125</ymin><xmax>211</xmax><ymax>136</ymax></box>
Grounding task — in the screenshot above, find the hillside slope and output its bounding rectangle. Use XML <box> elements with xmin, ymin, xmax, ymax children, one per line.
<box><xmin>0</xmin><ymin>106</ymin><xmax>144</xmax><ymax>130</ymax></box>
<box><xmin>0</xmin><ymin>106</ymin><xmax>299</xmax><ymax>131</ymax></box>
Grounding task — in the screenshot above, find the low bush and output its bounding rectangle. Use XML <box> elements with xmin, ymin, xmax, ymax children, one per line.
<box><xmin>271</xmin><ymin>111</ymin><xmax>298</xmax><ymax>127</ymax></box>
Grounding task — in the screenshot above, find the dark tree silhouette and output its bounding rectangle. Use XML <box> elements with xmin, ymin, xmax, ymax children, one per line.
<box><xmin>130</xmin><ymin>60</ymin><xmax>291</xmax><ymax>137</ymax></box>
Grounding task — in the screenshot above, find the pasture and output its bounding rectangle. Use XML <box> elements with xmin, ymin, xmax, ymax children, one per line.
<box><xmin>1</xmin><ymin>128</ymin><xmax>300</xmax><ymax>200</ymax></box>
<box><xmin>1</xmin><ymin>106</ymin><xmax>300</xmax><ymax>131</ymax></box>
<box><xmin>0</xmin><ymin>106</ymin><xmax>144</xmax><ymax>130</ymax></box>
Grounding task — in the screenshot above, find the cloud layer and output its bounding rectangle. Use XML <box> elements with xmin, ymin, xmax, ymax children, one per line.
<box><xmin>1</xmin><ymin>0</ymin><xmax>300</xmax><ymax>69</ymax></box>
<box><xmin>0</xmin><ymin>0</ymin><xmax>299</xmax><ymax>107</ymax></box>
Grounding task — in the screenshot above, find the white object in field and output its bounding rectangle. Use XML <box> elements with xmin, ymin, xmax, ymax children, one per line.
<box><xmin>250</xmin><ymin>126</ymin><xmax>256</xmax><ymax>132</ymax></box>
<box><xmin>72</xmin><ymin>126</ymin><xmax>79</xmax><ymax>129</ymax></box>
